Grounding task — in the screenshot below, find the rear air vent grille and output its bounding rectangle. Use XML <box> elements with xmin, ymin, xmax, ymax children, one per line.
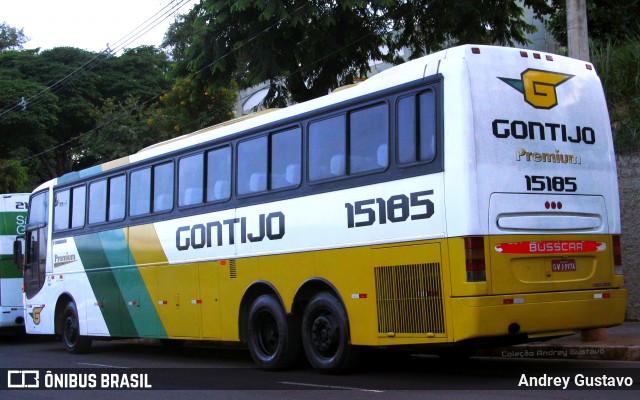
<box><xmin>374</xmin><ymin>263</ymin><xmax>445</xmax><ymax>335</ymax></box>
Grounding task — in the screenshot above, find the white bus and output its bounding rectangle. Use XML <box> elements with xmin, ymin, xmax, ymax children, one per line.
<box><xmin>16</xmin><ymin>45</ymin><xmax>625</xmax><ymax>371</ymax></box>
<box><xmin>1</xmin><ymin>193</ymin><xmax>28</xmax><ymax>333</ymax></box>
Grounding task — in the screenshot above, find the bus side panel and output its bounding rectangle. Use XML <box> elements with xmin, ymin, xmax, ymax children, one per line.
<box><xmin>129</xmin><ymin>224</ymin><xmax>225</xmax><ymax>340</ymax></box>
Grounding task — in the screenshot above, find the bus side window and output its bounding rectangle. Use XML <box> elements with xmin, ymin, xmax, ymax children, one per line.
<box><xmin>54</xmin><ymin>186</ymin><xmax>86</xmax><ymax>231</ymax></box>
<box><xmin>309</xmin><ymin>115</ymin><xmax>346</xmax><ymax>182</ymax></box>
<box><xmin>271</xmin><ymin>127</ymin><xmax>301</xmax><ymax>190</ymax></box>
<box><xmin>71</xmin><ymin>185</ymin><xmax>86</xmax><ymax>229</ymax></box>
<box><xmin>130</xmin><ymin>167</ymin><xmax>151</xmax><ymax>216</ymax></box>
<box><xmin>108</xmin><ymin>175</ymin><xmax>126</xmax><ymax>221</ymax></box>
<box><xmin>349</xmin><ymin>103</ymin><xmax>388</xmax><ymax>174</ymax></box>
<box><xmin>54</xmin><ymin>189</ymin><xmax>70</xmax><ymax>231</ymax></box>
<box><xmin>398</xmin><ymin>90</ymin><xmax>437</xmax><ymax>164</ymax></box>
<box><xmin>206</xmin><ymin>146</ymin><xmax>231</xmax><ymax>202</ymax></box>
<box><xmin>88</xmin><ymin>179</ymin><xmax>107</xmax><ymax>224</ymax></box>
<box><xmin>153</xmin><ymin>162</ymin><xmax>174</xmax><ymax>212</ymax></box>
<box><xmin>179</xmin><ymin>153</ymin><xmax>204</xmax><ymax>207</ymax></box>
<box><xmin>238</xmin><ymin>136</ymin><xmax>267</xmax><ymax>195</ymax></box>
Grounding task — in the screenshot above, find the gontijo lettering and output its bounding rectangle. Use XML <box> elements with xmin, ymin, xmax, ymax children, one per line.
<box><xmin>492</xmin><ymin>119</ymin><xmax>595</xmax><ymax>144</ymax></box>
<box><xmin>176</xmin><ymin>212</ymin><xmax>285</xmax><ymax>250</ymax></box>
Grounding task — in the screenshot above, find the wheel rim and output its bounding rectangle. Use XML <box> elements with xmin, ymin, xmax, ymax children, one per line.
<box><xmin>310</xmin><ymin>311</ymin><xmax>339</xmax><ymax>358</ymax></box>
<box><xmin>255</xmin><ymin>311</ymin><xmax>279</xmax><ymax>357</ymax></box>
<box><xmin>63</xmin><ymin>315</ymin><xmax>78</xmax><ymax>348</ymax></box>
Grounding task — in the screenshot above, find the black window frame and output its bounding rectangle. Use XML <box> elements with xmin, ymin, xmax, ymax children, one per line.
<box><xmin>88</xmin><ymin>174</ymin><xmax>126</xmax><ymax>226</ymax></box>
<box><xmin>307</xmin><ymin>102</ymin><xmax>389</xmax><ymax>184</ymax></box>
<box><xmin>396</xmin><ymin>89</ymin><xmax>439</xmax><ymax>167</ymax></box>
<box><xmin>205</xmin><ymin>145</ymin><xmax>233</xmax><ymax>204</ymax></box>
<box><xmin>178</xmin><ymin>152</ymin><xmax>205</xmax><ymax>208</ymax></box>
<box><xmin>129</xmin><ymin>166</ymin><xmax>152</xmax><ymax>217</ymax></box>
<box><xmin>53</xmin><ymin>184</ymin><xmax>87</xmax><ymax>232</ymax></box>
<box><xmin>236</xmin><ymin>125</ymin><xmax>302</xmax><ymax>198</ymax></box>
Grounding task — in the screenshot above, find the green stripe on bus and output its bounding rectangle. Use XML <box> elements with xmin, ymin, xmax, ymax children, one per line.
<box><xmin>75</xmin><ymin>233</ymin><xmax>139</xmax><ymax>337</ymax></box>
<box><xmin>0</xmin><ymin>212</ymin><xmax>24</xmax><ymax>235</ymax></box>
<box><xmin>0</xmin><ymin>257</ymin><xmax>22</xmax><ymax>279</ymax></box>
<box><xmin>98</xmin><ymin>230</ymin><xmax>166</xmax><ymax>338</ymax></box>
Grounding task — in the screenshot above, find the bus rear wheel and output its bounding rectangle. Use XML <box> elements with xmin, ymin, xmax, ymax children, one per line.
<box><xmin>247</xmin><ymin>295</ymin><xmax>301</xmax><ymax>369</ymax></box>
<box><xmin>302</xmin><ymin>292</ymin><xmax>357</xmax><ymax>372</ymax></box>
<box><xmin>61</xmin><ymin>302</ymin><xmax>92</xmax><ymax>354</ymax></box>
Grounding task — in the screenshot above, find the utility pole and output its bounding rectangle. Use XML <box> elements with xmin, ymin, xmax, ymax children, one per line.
<box><xmin>566</xmin><ymin>0</ymin><xmax>590</xmax><ymax>61</ymax></box>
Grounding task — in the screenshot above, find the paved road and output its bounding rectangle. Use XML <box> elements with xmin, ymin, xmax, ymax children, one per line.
<box><xmin>1</xmin><ymin>334</ymin><xmax>638</xmax><ymax>399</ymax></box>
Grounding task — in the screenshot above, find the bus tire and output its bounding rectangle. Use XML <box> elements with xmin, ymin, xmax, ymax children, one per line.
<box><xmin>247</xmin><ymin>295</ymin><xmax>301</xmax><ymax>370</ymax></box>
<box><xmin>61</xmin><ymin>302</ymin><xmax>92</xmax><ymax>354</ymax></box>
<box><xmin>302</xmin><ymin>292</ymin><xmax>357</xmax><ymax>372</ymax></box>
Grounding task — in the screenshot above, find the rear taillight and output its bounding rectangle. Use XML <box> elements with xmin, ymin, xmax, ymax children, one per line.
<box><xmin>465</xmin><ymin>237</ymin><xmax>486</xmax><ymax>282</ymax></box>
<box><xmin>613</xmin><ymin>235</ymin><xmax>623</xmax><ymax>275</ymax></box>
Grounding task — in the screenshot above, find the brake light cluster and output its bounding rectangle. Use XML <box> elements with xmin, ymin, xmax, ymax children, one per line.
<box><xmin>613</xmin><ymin>235</ymin><xmax>623</xmax><ymax>275</ymax></box>
<box><xmin>544</xmin><ymin>201</ymin><xmax>563</xmax><ymax>210</ymax></box>
<box><xmin>465</xmin><ymin>237</ymin><xmax>486</xmax><ymax>282</ymax></box>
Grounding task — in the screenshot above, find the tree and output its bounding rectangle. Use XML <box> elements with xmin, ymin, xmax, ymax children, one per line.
<box><xmin>99</xmin><ymin>46</ymin><xmax>172</xmax><ymax>101</ymax></box>
<box><xmin>0</xmin><ymin>22</ymin><xmax>28</xmax><ymax>50</ymax></box>
<box><xmin>0</xmin><ymin>46</ymin><xmax>183</xmax><ymax>184</ymax></box>
<box><xmin>547</xmin><ymin>0</ymin><xmax>640</xmax><ymax>46</ymax></box>
<box><xmin>156</xmin><ymin>77</ymin><xmax>237</xmax><ymax>134</ymax></box>
<box><xmin>590</xmin><ymin>39</ymin><xmax>640</xmax><ymax>151</ymax></box>
<box><xmin>0</xmin><ymin>159</ymin><xmax>29</xmax><ymax>193</ymax></box>
<box><xmin>80</xmin><ymin>97</ymin><xmax>168</xmax><ymax>164</ymax></box>
<box><xmin>164</xmin><ymin>0</ymin><xmax>554</xmax><ymax>106</ymax></box>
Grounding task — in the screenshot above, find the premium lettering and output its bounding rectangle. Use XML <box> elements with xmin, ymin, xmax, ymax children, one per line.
<box><xmin>516</xmin><ymin>148</ymin><xmax>581</xmax><ymax>164</ymax></box>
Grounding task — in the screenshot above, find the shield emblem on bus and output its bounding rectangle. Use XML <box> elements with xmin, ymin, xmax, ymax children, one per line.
<box><xmin>29</xmin><ymin>307</ymin><xmax>44</xmax><ymax>325</ymax></box>
<box><xmin>499</xmin><ymin>69</ymin><xmax>574</xmax><ymax>110</ymax></box>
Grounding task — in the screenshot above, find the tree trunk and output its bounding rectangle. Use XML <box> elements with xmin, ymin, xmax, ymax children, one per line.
<box><xmin>566</xmin><ymin>0</ymin><xmax>590</xmax><ymax>61</ymax></box>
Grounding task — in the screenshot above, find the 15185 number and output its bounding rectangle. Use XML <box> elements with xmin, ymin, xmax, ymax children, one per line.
<box><xmin>525</xmin><ymin>175</ymin><xmax>577</xmax><ymax>192</ymax></box>
<box><xmin>345</xmin><ymin>190</ymin><xmax>435</xmax><ymax>228</ymax></box>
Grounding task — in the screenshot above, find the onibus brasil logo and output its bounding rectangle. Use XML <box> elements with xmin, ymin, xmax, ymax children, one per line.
<box><xmin>499</xmin><ymin>69</ymin><xmax>574</xmax><ymax>110</ymax></box>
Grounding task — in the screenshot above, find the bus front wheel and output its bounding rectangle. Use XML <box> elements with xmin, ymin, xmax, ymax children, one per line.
<box><xmin>247</xmin><ymin>295</ymin><xmax>301</xmax><ymax>369</ymax></box>
<box><xmin>302</xmin><ymin>292</ymin><xmax>357</xmax><ymax>372</ymax></box>
<box><xmin>61</xmin><ymin>302</ymin><xmax>92</xmax><ymax>354</ymax></box>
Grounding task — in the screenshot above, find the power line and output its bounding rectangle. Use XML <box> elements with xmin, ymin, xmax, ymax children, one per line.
<box><xmin>0</xmin><ymin>0</ymin><xmax>192</xmax><ymax>121</ymax></box>
<box><xmin>10</xmin><ymin>1</ymin><xmax>313</xmax><ymax>169</ymax></box>
<box><xmin>8</xmin><ymin>2</ymin><xmax>397</xmax><ymax>177</ymax></box>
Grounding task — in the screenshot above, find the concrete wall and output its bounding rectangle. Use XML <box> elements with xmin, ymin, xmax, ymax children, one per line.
<box><xmin>618</xmin><ymin>154</ymin><xmax>640</xmax><ymax>320</ymax></box>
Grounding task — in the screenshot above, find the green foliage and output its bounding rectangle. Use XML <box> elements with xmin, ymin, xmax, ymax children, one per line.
<box><xmin>0</xmin><ymin>159</ymin><xmax>29</xmax><ymax>193</ymax></box>
<box><xmin>164</xmin><ymin>0</ymin><xmax>553</xmax><ymax>106</ymax></box>
<box><xmin>547</xmin><ymin>0</ymin><xmax>640</xmax><ymax>46</ymax></box>
<box><xmin>0</xmin><ymin>22</ymin><xmax>28</xmax><ymax>51</ymax></box>
<box><xmin>590</xmin><ymin>38</ymin><xmax>640</xmax><ymax>151</ymax></box>
<box><xmin>0</xmin><ymin>41</ymin><xmax>239</xmax><ymax>187</ymax></box>
<box><xmin>99</xmin><ymin>46</ymin><xmax>171</xmax><ymax>100</ymax></box>
<box><xmin>156</xmin><ymin>78</ymin><xmax>237</xmax><ymax>134</ymax></box>
<box><xmin>80</xmin><ymin>97</ymin><xmax>168</xmax><ymax>164</ymax></box>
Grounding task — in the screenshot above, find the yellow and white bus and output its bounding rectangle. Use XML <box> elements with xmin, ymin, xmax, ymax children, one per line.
<box><xmin>16</xmin><ymin>45</ymin><xmax>625</xmax><ymax>371</ymax></box>
<box><xmin>1</xmin><ymin>193</ymin><xmax>28</xmax><ymax>333</ymax></box>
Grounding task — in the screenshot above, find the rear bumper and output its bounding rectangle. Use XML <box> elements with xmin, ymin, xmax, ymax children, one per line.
<box><xmin>0</xmin><ymin>306</ymin><xmax>25</xmax><ymax>329</ymax></box>
<box><xmin>450</xmin><ymin>288</ymin><xmax>627</xmax><ymax>342</ymax></box>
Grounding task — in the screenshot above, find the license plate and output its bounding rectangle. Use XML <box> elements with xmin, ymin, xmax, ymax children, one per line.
<box><xmin>552</xmin><ymin>259</ymin><xmax>577</xmax><ymax>272</ymax></box>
